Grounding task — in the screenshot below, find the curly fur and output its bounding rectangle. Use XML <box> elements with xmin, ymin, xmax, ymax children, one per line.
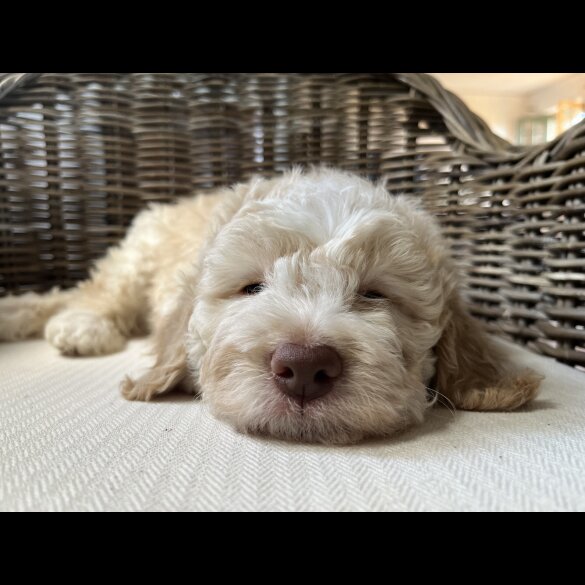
<box><xmin>0</xmin><ymin>168</ymin><xmax>541</xmax><ymax>443</ymax></box>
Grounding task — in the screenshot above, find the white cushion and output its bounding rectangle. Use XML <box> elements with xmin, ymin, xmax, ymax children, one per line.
<box><xmin>1</xmin><ymin>338</ymin><xmax>584</xmax><ymax>512</ymax></box>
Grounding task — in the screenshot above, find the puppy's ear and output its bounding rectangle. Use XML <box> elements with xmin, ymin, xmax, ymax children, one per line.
<box><xmin>122</xmin><ymin>286</ymin><xmax>195</xmax><ymax>402</ymax></box>
<box><xmin>434</xmin><ymin>293</ymin><xmax>541</xmax><ymax>411</ymax></box>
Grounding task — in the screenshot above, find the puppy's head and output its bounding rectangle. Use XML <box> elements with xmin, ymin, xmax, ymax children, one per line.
<box><xmin>125</xmin><ymin>169</ymin><xmax>540</xmax><ymax>444</ymax></box>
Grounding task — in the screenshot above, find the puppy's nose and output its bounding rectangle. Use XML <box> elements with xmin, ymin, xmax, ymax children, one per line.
<box><xmin>271</xmin><ymin>343</ymin><xmax>343</xmax><ymax>403</ymax></box>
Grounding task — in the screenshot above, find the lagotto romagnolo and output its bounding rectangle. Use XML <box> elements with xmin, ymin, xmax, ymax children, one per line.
<box><xmin>0</xmin><ymin>169</ymin><xmax>541</xmax><ymax>443</ymax></box>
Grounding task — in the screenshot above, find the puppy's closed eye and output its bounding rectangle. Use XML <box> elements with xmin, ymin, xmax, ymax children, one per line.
<box><xmin>241</xmin><ymin>283</ymin><xmax>265</xmax><ymax>295</ymax></box>
<box><xmin>360</xmin><ymin>290</ymin><xmax>386</xmax><ymax>300</ymax></box>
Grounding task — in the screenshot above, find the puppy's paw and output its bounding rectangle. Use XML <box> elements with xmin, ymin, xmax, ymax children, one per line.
<box><xmin>120</xmin><ymin>376</ymin><xmax>150</xmax><ymax>401</ymax></box>
<box><xmin>120</xmin><ymin>367</ymin><xmax>186</xmax><ymax>402</ymax></box>
<box><xmin>45</xmin><ymin>310</ymin><xmax>126</xmax><ymax>356</ymax></box>
<box><xmin>452</xmin><ymin>369</ymin><xmax>542</xmax><ymax>411</ymax></box>
<box><xmin>121</xmin><ymin>363</ymin><xmax>195</xmax><ymax>402</ymax></box>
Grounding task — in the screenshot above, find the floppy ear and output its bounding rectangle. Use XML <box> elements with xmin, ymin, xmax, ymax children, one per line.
<box><xmin>121</xmin><ymin>285</ymin><xmax>196</xmax><ymax>402</ymax></box>
<box><xmin>434</xmin><ymin>293</ymin><xmax>542</xmax><ymax>411</ymax></box>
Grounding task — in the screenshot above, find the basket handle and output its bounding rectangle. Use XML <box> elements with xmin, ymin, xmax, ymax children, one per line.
<box><xmin>395</xmin><ymin>73</ymin><xmax>525</xmax><ymax>156</ymax></box>
<box><xmin>0</xmin><ymin>73</ymin><xmax>41</xmax><ymax>101</ymax></box>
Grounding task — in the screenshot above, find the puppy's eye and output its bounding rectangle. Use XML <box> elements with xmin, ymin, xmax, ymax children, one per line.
<box><xmin>241</xmin><ymin>283</ymin><xmax>265</xmax><ymax>295</ymax></box>
<box><xmin>361</xmin><ymin>290</ymin><xmax>386</xmax><ymax>300</ymax></box>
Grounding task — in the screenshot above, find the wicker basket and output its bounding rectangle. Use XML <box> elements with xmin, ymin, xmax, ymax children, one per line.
<box><xmin>1</xmin><ymin>73</ymin><xmax>584</xmax><ymax>370</ymax></box>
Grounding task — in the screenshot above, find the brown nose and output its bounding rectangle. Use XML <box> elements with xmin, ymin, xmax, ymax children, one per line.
<box><xmin>271</xmin><ymin>343</ymin><xmax>343</xmax><ymax>403</ymax></box>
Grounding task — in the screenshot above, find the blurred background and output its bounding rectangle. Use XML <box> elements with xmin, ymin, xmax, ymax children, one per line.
<box><xmin>431</xmin><ymin>73</ymin><xmax>585</xmax><ymax>146</ymax></box>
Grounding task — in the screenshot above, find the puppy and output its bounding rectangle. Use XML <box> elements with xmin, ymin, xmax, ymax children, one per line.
<box><xmin>0</xmin><ymin>169</ymin><xmax>540</xmax><ymax>443</ymax></box>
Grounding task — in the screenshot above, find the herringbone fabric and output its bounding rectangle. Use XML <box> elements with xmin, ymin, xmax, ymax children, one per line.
<box><xmin>1</xmin><ymin>339</ymin><xmax>583</xmax><ymax>512</ymax></box>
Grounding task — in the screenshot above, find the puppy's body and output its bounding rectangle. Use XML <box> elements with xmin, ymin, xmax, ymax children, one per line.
<box><xmin>0</xmin><ymin>169</ymin><xmax>540</xmax><ymax>443</ymax></box>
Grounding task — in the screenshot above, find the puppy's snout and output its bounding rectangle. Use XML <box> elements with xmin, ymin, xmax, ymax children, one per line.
<box><xmin>271</xmin><ymin>343</ymin><xmax>342</xmax><ymax>402</ymax></box>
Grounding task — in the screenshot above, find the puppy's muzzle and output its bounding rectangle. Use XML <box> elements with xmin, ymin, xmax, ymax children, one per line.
<box><xmin>271</xmin><ymin>343</ymin><xmax>343</xmax><ymax>403</ymax></box>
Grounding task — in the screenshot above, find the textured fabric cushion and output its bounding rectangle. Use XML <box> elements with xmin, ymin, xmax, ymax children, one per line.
<box><xmin>1</xmin><ymin>338</ymin><xmax>584</xmax><ymax>512</ymax></box>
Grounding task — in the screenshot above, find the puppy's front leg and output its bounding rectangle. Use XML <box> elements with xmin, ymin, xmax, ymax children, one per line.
<box><xmin>44</xmin><ymin>274</ymin><xmax>144</xmax><ymax>357</ymax></box>
<box><xmin>122</xmin><ymin>282</ymin><xmax>196</xmax><ymax>401</ymax></box>
<box><xmin>45</xmin><ymin>213</ymin><xmax>158</xmax><ymax>357</ymax></box>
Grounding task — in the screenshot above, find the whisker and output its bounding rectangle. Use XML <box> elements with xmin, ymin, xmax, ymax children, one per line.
<box><xmin>426</xmin><ymin>386</ymin><xmax>456</xmax><ymax>416</ymax></box>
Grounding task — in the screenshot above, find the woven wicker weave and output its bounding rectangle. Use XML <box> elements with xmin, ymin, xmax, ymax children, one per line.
<box><xmin>1</xmin><ymin>73</ymin><xmax>584</xmax><ymax>369</ymax></box>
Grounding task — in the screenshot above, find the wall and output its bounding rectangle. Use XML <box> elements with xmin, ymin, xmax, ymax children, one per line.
<box><xmin>527</xmin><ymin>73</ymin><xmax>585</xmax><ymax>113</ymax></box>
<box><xmin>455</xmin><ymin>94</ymin><xmax>527</xmax><ymax>143</ymax></box>
<box><xmin>453</xmin><ymin>74</ymin><xmax>585</xmax><ymax>144</ymax></box>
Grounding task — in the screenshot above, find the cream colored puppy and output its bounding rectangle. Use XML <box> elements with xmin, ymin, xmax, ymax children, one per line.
<box><xmin>0</xmin><ymin>169</ymin><xmax>540</xmax><ymax>443</ymax></box>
